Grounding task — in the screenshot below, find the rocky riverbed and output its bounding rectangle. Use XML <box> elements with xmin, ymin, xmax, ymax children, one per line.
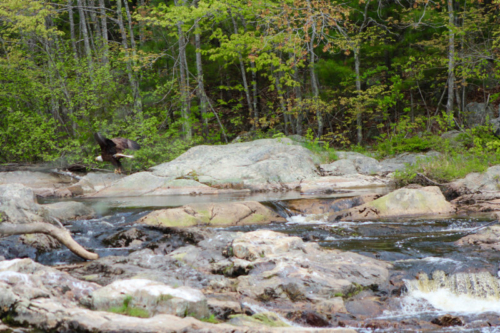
<box><xmin>2</xmin><ymin>138</ymin><xmax>500</xmax><ymax>332</ymax></box>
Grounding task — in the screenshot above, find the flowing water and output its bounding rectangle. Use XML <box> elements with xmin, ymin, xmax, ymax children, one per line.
<box><xmin>5</xmin><ymin>191</ymin><xmax>500</xmax><ymax>332</ymax></box>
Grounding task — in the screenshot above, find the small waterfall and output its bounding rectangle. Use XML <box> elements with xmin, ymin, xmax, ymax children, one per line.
<box><xmin>406</xmin><ymin>270</ymin><xmax>500</xmax><ymax>300</ymax></box>
<box><xmin>267</xmin><ymin>201</ymin><xmax>295</xmax><ymax>219</ymax></box>
<box><xmin>396</xmin><ymin>270</ymin><xmax>500</xmax><ymax>315</ymax></box>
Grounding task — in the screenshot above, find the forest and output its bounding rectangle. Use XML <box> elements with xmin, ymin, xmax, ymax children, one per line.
<box><xmin>1</xmin><ymin>0</ymin><xmax>500</xmax><ymax>176</ymax></box>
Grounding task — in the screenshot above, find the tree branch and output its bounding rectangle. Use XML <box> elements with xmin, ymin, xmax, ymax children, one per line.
<box><xmin>0</xmin><ymin>222</ymin><xmax>98</xmax><ymax>260</ymax></box>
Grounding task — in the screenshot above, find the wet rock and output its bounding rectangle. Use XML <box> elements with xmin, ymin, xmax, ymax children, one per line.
<box><xmin>137</xmin><ymin>201</ymin><xmax>285</xmax><ymax>228</ymax></box>
<box><xmin>456</xmin><ymin>225</ymin><xmax>500</xmax><ymax>250</ymax></box>
<box><xmin>88</xmin><ymin>279</ymin><xmax>209</xmax><ymax>318</ymax></box>
<box><xmin>19</xmin><ymin>234</ymin><xmax>60</xmax><ymax>252</ymax></box>
<box><xmin>330</xmin><ymin>186</ymin><xmax>455</xmax><ymax>221</ymax></box>
<box><xmin>345</xmin><ymin>296</ymin><xmax>383</xmax><ymax>317</ymax></box>
<box><xmin>431</xmin><ymin>314</ymin><xmax>465</xmax><ymax>327</ymax></box>
<box><xmin>68</xmin><ymin>248</ymin><xmax>219</xmax><ymax>288</ymax></box>
<box><xmin>287</xmin><ymin>311</ymin><xmax>330</xmax><ymax>327</ymax></box>
<box><xmin>151</xmin><ymin>138</ymin><xmax>319</xmax><ymax>189</ymax></box>
<box><xmin>219</xmin><ymin>230</ymin><xmax>390</xmax><ymax>315</ymax></box>
<box><xmin>0</xmin><ymin>258</ymin><xmax>100</xmax><ymax>303</ymax></box>
<box><xmin>285</xmin><ymin>194</ymin><xmax>381</xmax><ymax>215</ymax></box>
<box><xmin>103</xmin><ymin>228</ymin><xmax>147</xmax><ymax>248</ymax></box>
<box><xmin>41</xmin><ymin>201</ymin><xmax>95</xmax><ymax>222</ymax></box>
<box><xmin>207</xmin><ymin>297</ymin><xmax>243</xmax><ymax>320</ymax></box>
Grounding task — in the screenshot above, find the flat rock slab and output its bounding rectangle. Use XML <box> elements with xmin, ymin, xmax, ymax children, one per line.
<box><xmin>89</xmin><ymin>279</ymin><xmax>209</xmax><ymax>318</ymax></box>
<box><xmin>285</xmin><ymin>194</ymin><xmax>381</xmax><ymax>215</ymax></box>
<box><xmin>299</xmin><ymin>175</ymin><xmax>389</xmax><ymax>194</ymax></box>
<box><xmin>75</xmin><ymin>172</ymin><xmax>124</xmax><ymax>193</ymax></box>
<box><xmin>455</xmin><ymin>225</ymin><xmax>500</xmax><ymax>250</ymax></box>
<box><xmin>87</xmin><ymin>172</ymin><xmax>249</xmax><ymax>197</ymax></box>
<box><xmin>0</xmin><ymin>171</ymin><xmax>71</xmax><ymax>188</ymax></box>
<box><xmin>137</xmin><ymin>201</ymin><xmax>285</xmax><ymax>228</ymax></box>
<box><xmin>330</xmin><ymin>186</ymin><xmax>455</xmax><ymax>221</ymax></box>
<box><xmin>0</xmin><ymin>184</ymin><xmax>94</xmax><ymax>223</ymax></box>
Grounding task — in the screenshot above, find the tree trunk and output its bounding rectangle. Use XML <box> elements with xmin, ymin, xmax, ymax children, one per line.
<box><xmin>98</xmin><ymin>0</ymin><xmax>109</xmax><ymax>63</ymax></box>
<box><xmin>116</xmin><ymin>0</ymin><xmax>141</xmax><ymax>114</ymax></box>
<box><xmin>228</xmin><ymin>10</ymin><xmax>254</xmax><ymax>125</ymax></box>
<box><xmin>272</xmin><ymin>64</ymin><xmax>288</xmax><ymax>135</ymax></box>
<box><xmin>0</xmin><ymin>222</ymin><xmax>98</xmax><ymax>260</ymax></box>
<box><xmin>194</xmin><ymin>16</ymin><xmax>208</xmax><ymax>137</ymax></box>
<box><xmin>67</xmin><ymin>0</ymin><xmax>78</xmax><ymax>62</ymax></box>
<box><xmin>354</xmin><ymin>48</ymin><xmax>362</xmax><ymax>145</ymax></box>
<box><xmin>123</xmin><ymin>0</ymin><xmax>142</xmax><ymax>113</ymax></box>
<box><xmin>446</xmin><ymin>0</ymin><xmax>455</xmax><ymax>117</ymax></box>
<box><xmin>174</xmin><ymin>0</ymin><xmax>191</xmax><ymax>139</ymax></box>
<box><xmin>139</xmin><ymin>0</ymin><xmax>145</xmax><ymax>46</ymax></box>
<box><xmin>76</xmin><ymin>0</ymin><xmax>93</xmax><ymax>70</ymax></box>
<box><xmin>240</xmin><ymin>16</ymin><xmax>259</xmax><ymax>129</ymax></box>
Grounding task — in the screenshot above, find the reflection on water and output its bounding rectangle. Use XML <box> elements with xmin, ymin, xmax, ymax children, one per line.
<box><xmin>38</xmin><ymin>186</ymin><xmax>389</xmax><ymax>209</ymax></box>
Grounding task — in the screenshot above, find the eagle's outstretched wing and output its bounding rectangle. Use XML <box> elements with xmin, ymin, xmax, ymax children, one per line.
<box><xmin>94</xmin><ymin>132</ymin><xmax>117</xmax><ymax>151</ymax></box>
<box><xmin>111</xmin><ymin>138</ymin><xmax>141</xmax><ymax>151</ymax></box>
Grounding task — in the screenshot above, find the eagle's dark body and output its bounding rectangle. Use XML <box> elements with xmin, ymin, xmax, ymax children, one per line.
<box><xmin>94</xmin><ymin>133</ymin><xmax>140</xmax><ymax>173</ymax></box>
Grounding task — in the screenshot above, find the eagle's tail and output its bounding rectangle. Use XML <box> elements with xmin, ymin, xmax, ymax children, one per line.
<box><xmin>114</xmin><ymin>153</ymin><xmax>135</xmax><ymax>159</ymax></box>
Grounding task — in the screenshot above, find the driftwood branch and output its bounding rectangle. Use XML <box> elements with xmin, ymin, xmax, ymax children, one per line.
<box><xmin>416</xmin><ymin>172</ymin><xmax>444</xmax><ymax>186</ymax></box>
<box><xmin>0</xmin><ymin>222</ymin><xmax>98</xmax><ymax>260</ymax></box>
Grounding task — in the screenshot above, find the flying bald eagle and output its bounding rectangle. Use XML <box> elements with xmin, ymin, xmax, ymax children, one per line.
<box><xmin>94</xmin><ymin>133</ymin><xmax>141</xmax><ymax>174</ymax></box>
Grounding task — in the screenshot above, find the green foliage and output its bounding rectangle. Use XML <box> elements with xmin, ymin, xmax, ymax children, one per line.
<box><xmin>301</xmin><ymin>129</ymin><xmax>338</xmax><ymax>163</ymax></box>
<box><xmin>107</xmin><ymin>295</ymin><xmax>150</xmax><ymax>318</ymax></box>
<box><xmin>198</xmin><ymin>314</ymin><xmax>219</xmax><ymax>324</ymax></box>
<box><xmin>393</xmin><ymin>152</ymin><xmax>500</xmax><ymax>187</ymax></box>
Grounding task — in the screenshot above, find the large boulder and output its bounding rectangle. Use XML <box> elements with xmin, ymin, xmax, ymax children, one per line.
<box><xmin>378</xmin><ymin>151</ymin><xmax>440</xmax><ymax>173</ymax></box>
<box><xmin>447</xmin><ymin>165</ymin><xmax>500</xmax><ymax>195</ymax></box>
<box><xmin>151</xmin><ymin>138</ymin><xmax>319</xmax><ymax>189</ymax></box>
<box><xmin>216</xmin><ymin>230</ymin><xmax>390</xmax><ymax>316</ymax></box>
<box><xmin>330</xmin><ymin>186</ymin><xmax>455</xmax><ymax>221</ymax></box>
<box><xmin>88</xmin><ymin>279</ymin><xmax>209</xmax><ymax>318</ymax></box>
<box><xmin>0</xmin><ymin>184</ymin><xmax>94</xmax><ymax>223</ymax></box>
<box><xmin>464</xmin><ymin>102</ymin><xmax>496</xmax><ymax>127</ymax></box>
<box><xmin>137</xmin><ymin>201</ymin><xmax>285</xmax><ymax>228</ymax></box>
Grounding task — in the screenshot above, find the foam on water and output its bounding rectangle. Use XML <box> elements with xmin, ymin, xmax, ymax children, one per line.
<box><xmin>408</xmin><ymin>288</ymin><xmax>500</xmax><ymax>314</ymax></box>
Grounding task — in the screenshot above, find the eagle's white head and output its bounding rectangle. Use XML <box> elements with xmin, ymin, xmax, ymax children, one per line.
<box><xmin>95</xmin><ymin>156</ymin><xmax>103</xmax><ymax>162</ymax></box>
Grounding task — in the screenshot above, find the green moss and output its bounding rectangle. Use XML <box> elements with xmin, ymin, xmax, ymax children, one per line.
<box><xmin>157</xmin><ymin>294</ymin><xmax>174</xmax><ymax>302</ymax></box>
<box><xmin>199</xmin><ymin>314</ymin><xmax>219</xmax><ymax>324</ymax></box>
<box><xmin>229</xmin><ymin>312</ymin><xmax>290</xmax><ymax>327</ymax></box>
<box><xmin>106</xmin><ymin>295</ymin><xmax>150</xmax><ymax>318</ymax></box>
